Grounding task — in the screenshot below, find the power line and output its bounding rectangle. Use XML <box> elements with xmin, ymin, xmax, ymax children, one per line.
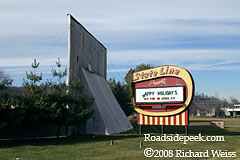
<box><xmin>39</xmin><ymin>28</ymin><xmax>67</xmax><ymax>65</ymax></box>
<box><xmin>107</xmin><ymin>52</ymin><xmax>126</xmax><ymax>84</ymax></box>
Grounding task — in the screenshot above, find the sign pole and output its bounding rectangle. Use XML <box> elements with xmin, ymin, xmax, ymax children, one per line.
<box><xmin>161</xmin><ymin>125</ymin><xmax>164</xmax><ymax>135</ymax></box>
<box><xmin>139</xmin><ymin>125</ymin><xmax>142</xmax><ymax>135</ymax></box>
<box><xmin>185</xmin><ymin>125</ymin><xmax>188</xmax><ymax>136</ymax></box>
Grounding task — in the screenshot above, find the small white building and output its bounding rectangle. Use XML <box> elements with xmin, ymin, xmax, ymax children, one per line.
<box><xmin>221</xmin><ymin>104</ymin><xmax>240</xmax><ymax>118</ymax></box>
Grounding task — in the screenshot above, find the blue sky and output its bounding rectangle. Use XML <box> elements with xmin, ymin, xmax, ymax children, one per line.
<box><xmin>0</xmin><ymin>0</ymin><xmax>240</xmax><ymax>101</ymax></box>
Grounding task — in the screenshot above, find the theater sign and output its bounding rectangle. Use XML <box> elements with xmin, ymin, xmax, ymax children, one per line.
<box><xmin>129</xmin><ymin>65</ymin><xmax>194</xmax><ymax>127</ymax></box>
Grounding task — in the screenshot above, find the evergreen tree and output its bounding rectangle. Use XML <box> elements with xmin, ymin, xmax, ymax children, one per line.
<box><xmin>108</xmin><ymin>78</ymin><xmax>133</xmax><ymax>116</ymax></box>
<box><xmin>49</xmin><ymin>58</ymin><xmax>93</xmax><ymax>137</ymax></box>
<box><xmin>19</xmin><ymin>59</ymin><xmax>48</xmax><ymax>139</ymax></box>
<box><xmin>0</xmin><ymin>70</ymin><xmax>13</xmax><ymax>130</ymax></box>
<box><xmin>1</xmin><ymin>58</ymin><xmax>94</xmax><ymax>138</ymax></box>
<box><xmin>109</xmin><ymin>63</ymin><xmax>154</xmax><ymax>116</ymax></box>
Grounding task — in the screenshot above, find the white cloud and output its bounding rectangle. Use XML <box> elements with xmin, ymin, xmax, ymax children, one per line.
<box><xmin>0</xmin><ymin>58</ymin><xmax>67</xmax><ymax>68</ymax></box>
<box><xmin>107</xmin><ymin>49</ymin><xmax>240</xmax><ymax>70</ymax></box>
<box><xmin>1</xmin><ymin>0</ymin><xmax>240</xmax><ymax>38</ymax></box>
<box><xmin>1</xmin><ymin>0</ymin><xmax>240</xmax><ymax>61</ymax></box>
<box><xmin>107</xmin><ymin>68</ymin><xmax>129</xmax><ymax>73</ymax></box>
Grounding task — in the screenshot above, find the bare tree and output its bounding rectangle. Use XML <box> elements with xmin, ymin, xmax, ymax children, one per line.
<box><xmin>0</xmin><ymin>70</ymin><xmax>13</xmax><ymax>90</ymax></box>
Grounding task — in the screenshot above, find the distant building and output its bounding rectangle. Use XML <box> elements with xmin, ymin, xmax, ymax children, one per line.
<box><xmin>221</xmin><ymin>104</ymin><xmax>240</xmax><ymax>118</ymax></box>
<box><xmin>196</xmin><ymin>108</ymin><xmax>216</xmax><ymax>117</ymax></box>
<box><xmin>207</xmin><ymin>108</ymin><xmax>216</xmax><ymax>117</ymax></box>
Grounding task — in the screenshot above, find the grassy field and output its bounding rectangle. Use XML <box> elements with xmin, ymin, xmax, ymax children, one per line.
<box><xmin>190</xmin><ymin>116</ymin><xmax>240</xmax><ymax>126</ymax></box>
<box><xmin>0</xmin><ymin>117</ymin><xmax>240</xmax><ymax>160</ymax></box>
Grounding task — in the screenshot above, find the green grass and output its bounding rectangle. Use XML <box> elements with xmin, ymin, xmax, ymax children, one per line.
<box><xmin>0</xmin><ymin>117</ymin><xmax>240</xmax><ymax>160</ymax></box>
<box><xmin>190</xmin><ymin>116</ymin><xmax>240</xmax><ymax>126</ymax></box>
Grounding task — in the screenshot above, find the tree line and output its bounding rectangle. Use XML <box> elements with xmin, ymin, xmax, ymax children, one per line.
<box><xmin>108</xmin><ymin>64</ymin><xmax>154</xmax><ymax>116</ymax></box>
<box><xmin>0</xmin><ymin>59</ymin><xmax>93</xmax><ymax>138</ymax></box>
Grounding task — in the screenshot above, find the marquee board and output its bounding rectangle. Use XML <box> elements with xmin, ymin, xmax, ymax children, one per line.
<box><xmin>131</xmin><ymin>65</ymin><xmax>194</xmax><ymax>126</ymax></box>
